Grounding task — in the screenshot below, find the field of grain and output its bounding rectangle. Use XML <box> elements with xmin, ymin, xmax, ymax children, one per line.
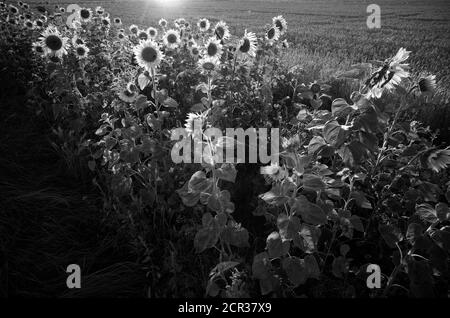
<box><xmin>26</xmin><ymin>0</ymin><xmax>450</xmax><ymax>89</ymax></box>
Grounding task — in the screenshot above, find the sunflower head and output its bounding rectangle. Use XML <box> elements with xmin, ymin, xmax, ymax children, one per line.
<box><xmin>138</xmin><ymin>30</ymin><xmax>149</xmax><ymax>41</ymax></box>
<box><xmin>9</xmin><ymin>5</ymin><xmax>19</xmax><ymax>15</ymax></box>
<box><xmin>163</xmin><ymin>29</ymin><xmax>181</xmax><ymax>49</ymax></box>
<box><xmin>133</xmin><ymin>39</ymin><xmax>165</xmax><ymax>71</ymax></box>
<box><xmin>418</xmin><ymin>74</ymin><xmax>437</xmax><ymax>95</ymax></box>
<box><xmin>147</xmin><ymin>27</ymin><xmax>158</xmax><ymax>39</ymax></box>
<box><xmin>129</xmin><ymin>24</ymin><xmax>139</xmax><ymax>34</ymax></box>
<box><xmin>158</xmin><ymin>18</ymin><xmax>168</xmax><ymax>28</ymax></box>
<box><xmin>204</xmin><ymin>37</ymin><xmax>223</xmax><ymax>59</ymax></box>
<box><xmin>260</xmin><ymin>163</ymin><xmax>288</xmax><ymax>182</ymax></box>
<box><xmin>24</xmin><ymin>19</ymin><xmax>34</xmax><ymax>29</ymax></box>
<box><xmin>237</xmin><ymin>30</ymin><xmax>257</xmax><ymax>57</ymax></box>
<box><xmin>265</xmin><ymin>26</ymin><xmax>280</xmax><ymax>44</ymax></box>
<box><xmin>214</xmin><ymin>21</ymin><xmax>230</xmax><ymax>40</ymax></box>
<box><xmin>114</xmin><ymin>17</ymin><xmax>122</xmax><ymax>26</ymax></box>
<box><xmin>79</xmin><ymin>8</ymin><xmax>92</xmax><ymax>22</ymax></box>
<box><xmin>198</xmin><ymin>56</ymin><xmax>220</xmax><ymax>75</ymax></box>
<box><xmin>272</xmin><ymin>15</ymin><xmax>287</xmax><ymax>35</ymax></box>
<box><xmin>101</xmin><ymin>17</ymin><xmax>110</xmax><ymax>27</ymax></box>
<box><xmin>75</xmin><ymin>44</ymin><xmax>89</xmax><ymax>59</ymax></box>
<box><xmin>39</xmin><ymin>26</ymin><xmax>68</xmax><ymax>57</ymax></box>
<box><xmin>197</xmin><ymin>18</ymin><xmax>210</xmax><ymax>32</ymax></box>
<box><xmin>32</xmin><ymin>41</ymin><xmax>45</xmax><ymax>56</ymax></box>
<box><xmin>189</xmin><ymin>45</ymin><xmax>200</xmax><ymax>58</ymax></box>
<box><xmin>95</xmin><ymin>6</ymin><xmax>104</xmax><ymax>15</ymax></box>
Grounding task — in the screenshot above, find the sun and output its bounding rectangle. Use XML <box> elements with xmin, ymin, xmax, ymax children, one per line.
<box><xmin>152</xmin><ymin>0</ymin><xmax>184</xmax><ymax>6</ymax></box>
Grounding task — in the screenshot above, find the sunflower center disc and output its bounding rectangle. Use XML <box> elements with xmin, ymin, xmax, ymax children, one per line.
<box><xmin>46</xmin><ymin>35</ymin><xmax>63</xmax><ymax>51</ymax></box>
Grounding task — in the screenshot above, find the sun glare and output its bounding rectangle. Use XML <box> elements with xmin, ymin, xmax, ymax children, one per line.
<box><xmin>152</xmin><ymin>0</ymin><xmax>184</xmax><ymax>6</ymax></box>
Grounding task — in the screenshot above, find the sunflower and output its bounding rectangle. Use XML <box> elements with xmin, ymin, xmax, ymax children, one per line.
<box><xmin>113</xmin><ymin>17</ymin><xmax>122</xmax><ymax>26</ymax></box>
<box><xmin>418</xmin><ymin>74</ymin><xmax>437</xmax><ymax>95</ymax></box>
<box><xmin>18</xmin><ymin>1</ymin><xmax>23</xmax><ymax>7</ymax></box>
<box><xmin>32</xmin><ymin>41</ymin><xmax>45</xmax><ymax>56</ymax></box>
<box><xmin>174</xmin><ymin>18</ymin><xmax>186</xmax><ymax>29</ymax></box>
<box><xmin>197</xmin><ymin>56</ymin><xmax>220</xmax><ymax>75</ymax></box>
<box><xmin>40</xmin><ymin>15</ymin><xmax>47</xmax><ymax>23</ymax></box>
<box><xmin>163</xmin><ymin>29</ymin><xmax>181</xmax><ymax>49</ymax></box>
<box><xmin>74</xmin><ymin>44</ymin><xmax>89</xmax><ymax>59</ymax></box>
<box><xmin>187</xmin><ymin>39</ymin><xmax>197</xmax><ymax>48</ymax></box>
<box><xmin>214</xmin><ymin>21</ymin><xmax>230</xmax><ymax>40</ymax></box>
<box><xmin>272</xmin><ymin>15</ymin><xmax>287</xmax><ymax>35</ymax></box>
<box><xmin>95</xmin><ymin>6</ymin><xmax>104</xmax><ymax>15</ymax></box>
<box><xmin>260</xmin><ymin>163</ymin><xmax>288</xmax><ymax>182</ymax></box>
<box><xmin>39</xmin><ymin>26</ymin><xmax>69</xmax><ymax>57</ymax></box>
<box><xmin>9</xmin><ymin>5</ymin><xmax>19</xmax><ymax>15</ymax></box>
<box><xmin>79</xmin><ymin>8</ymin><xmax>92</xmax><ymax>22</ymax></box>
<box><xmin>158</xmin><ymin>18</ymin><xmax>168</xmax><ymax>28</ymax></box>
<box><xmin>119</xmin><ymin>86</ymin><xmax>138</xmax><ymax>103</ymax></box>
<box><xmin>282</xmin><ymin>39</ymin><xmax>289</xmax><ymax>49</ymax></box>
<box><xmin>129</xmin><ymin>24</ymin><xmax>139</xmax><ymax>34</ymax></box>
<box><xmin>189</xmin><ymin>45</ymin><xmax>201</xmax><ymax>58</ymax></box>
<box><xmin>426</xmin><ymin>147</ymin><xmax>450</xmax><ymax>173</ymax></box>
<box><xmin>72</xmin><ymin>20</ymin><xmax>82</xmax><ymax>29</ymax></box>
<box><xmin>23</xmin><ymin>3</ymin><xmax>29</xmax><ymax>10</ymax></box>
<box><xmin>365</xmin><ymin>47</ymin><xmax>410</xmax><ymax>99</ymax></box>
<box><xmin>185</xmin><ymin>112</ymin><xmax>208</xmax><ymax>138</ymax></box>
<box><xmin>25</xmin><ymin>13</ymin><xmax>32</xmax><ymax>19</ymax></box>
<box><xmin>71</xmin><ymin>35</ymin><xmax>85</xmax><ymax>46</ymax></box>
<box><xmin>101</xmin><ymin>17</ymin><xmax>111</xmax><ymax>28</ymax></box>
<box><xmin>19</xmin><ymin>15</ymin><xmax>25</xmax><ymax>21</ymax></box>
<box><xmin>48</xmin><ymin>55</ymin><xmax>61</xmax><ymax>64</ymax></box>
<box><xmin>265</xmin><ymin>26</ymin><xmax>280</xmax><ymax>45</ymax></box>
<box><xmin>118</xmin><ymin>32</ymin><xmax>126</xmax><ymax>40</ymax></box>
<box><xmin>204</xmin><ymin>37</ymin><xmax>223</xmax><ymax>59</ymax></box>
<box><xmin>236</xmin><ymin>30</ymin><xmax>258</xmax><ymax>57</ymax></box>
<box><xmin>59</xmin><ymin>7</ymin><xmax>65</xmax><ymax>13</ymax></box>
<box><xmin>197</xmin><ymin>18</ymin><xmax>210</xmax><ymax>32</ymax></box>
<box><xmin>138</xmin><ymin>30</ymin><xmax>149</xmax><ymax>41</ymax></box>
<box><xmin>133</xmin><ymin>39</ymin><xmax>164</xmax><ymax>71</ymax></box>
<box><xmin>24</xmin><ymin>19</ymin><xmax>34</xmax><ymax>29</ymax></box>
<box><xmin>0</xmin><ymin>3</ymin><xmax>6</xmax><ymax>9</ymax></box>
<box><xmin>147</xmin><ymin>27</ymin><xmax>158</xmax><ymax>39</ymax></box>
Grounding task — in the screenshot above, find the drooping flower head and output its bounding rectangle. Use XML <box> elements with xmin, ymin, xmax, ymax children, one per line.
<box><xmin>185</xmin><ymin>111</ymin><xmax>209</xmax><ymax>138</ymax></box>
<box><xmin>214</xmin><ymin>21</ymin><xmax>230</xmax><ymax>40</ymax></box>
<box><xmin>260</xmin><ymin>163</ymin><xmax>288</xmax><ymax>182</ymax></box>
<box><xmin>418</xmin><ymin>74</ymin><xmax>437</xmax><ymax>95</ymax></box>
<box><xmin>133</xmin><ymin>39</ymin><xmax>164</xmax><ymax>71</ymax></box>
<box><xmin>365</xmin><ymin>47</ymin><xmax>411</xmax><ymax>99</ymax></box>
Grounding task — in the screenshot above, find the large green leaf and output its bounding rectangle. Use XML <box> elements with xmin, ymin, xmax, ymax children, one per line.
<box><xmin>282</xmin><ymin>256</ymin><xmax>307</xmax><ymax>287</ymax></box>
<box><xmin>292</xmin><ymin>195</ymin><xmax>327</xmax><ymax>225</ymax></box>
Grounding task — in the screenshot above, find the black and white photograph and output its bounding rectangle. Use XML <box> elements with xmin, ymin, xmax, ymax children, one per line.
<box><xmin>1</xmin><ymin>0</ymin><xmax>450</xmax><ymax>303</ymax></box>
